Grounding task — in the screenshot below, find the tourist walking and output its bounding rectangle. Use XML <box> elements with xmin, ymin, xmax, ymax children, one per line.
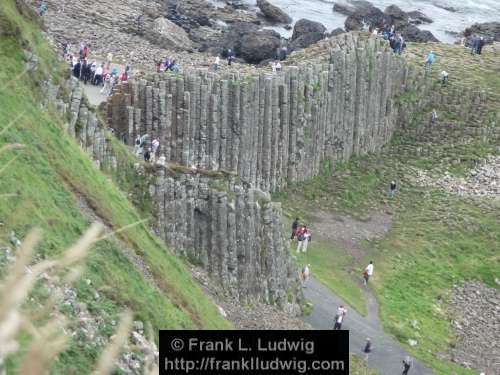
<box><xmin>296</xmin><ymin>225</ymin><xmax>311</xmax><ymax>253</ymax></box>
<box><xmin>470</xmin><ymin>35</ymin><xmax>479</xmax><ymax>55</ymax></box>
<box><xmin>94</xmin><ymin>64</ymin><xmax>104</xmax><ymax>86</ymax></box>
<box><xmin>402</xmin><ymin>356</ymin><xmax>413</xmax><ymax>375</ymax></box>
<box><xmin>363</xmin><ymin>261</ymin><xmax>374</xmax><ymax>285</ymax></box>
<box><xmin>363</xmin><ymin>338</ymin><xmax>372</xmax><ymax>360</ymax></box>
<box><xmin>144</xmin><ymin>149</ymin><xmax>151</xmax><ymax>162</ymax></box>
<box><xmin>333</xmin><ymin>305</ymin><xmax>347</xmax><ymax>330</ymax></box>
<box><xmin>425</xmin><ymin>51</ymin><xmax>435</xmax><ymax>70</ymax></box>
<box><xmin>333</xmin><ymin>313</ymin><xmax>344</xmax><ymax>330</ymax></box>
<box><xmin>389</xmin><ymin>181</ymin><xmax>397</xmax><ymax>198</ymax></box>
<box><xmin>291</xmin><ymin>218</ymin><xmax>299</xmax><ymax>240</ymax></box>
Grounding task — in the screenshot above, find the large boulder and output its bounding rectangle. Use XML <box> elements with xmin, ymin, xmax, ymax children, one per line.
<box><xmin>399</xmin><ymin>24</ymin><xmax>439</xmax><ymax>43</ymax></box>
<box><xmin>291</xmin><ymin>19</ymin><xmax>326</xmax><ymax>40</ymax></box>
<box><xmin>257</xmin><ymin>0</ymin><xmax>292</xmax><ymax>24</ymax></box>
<box><xmin>148</xmin><ymin>17</ymin><xmax>194</xmax><ymax>50</ymax></box>
<box><xmin>289</xmin><ymin>32</ymin><xmax>325</xmax><ymax>51</ymax></box>
<box><xmin>344</xmin><ymin>3</ymin><xmax>385</xmax><ymax>31</ymax></box>
<box><xmin>333</xmin><ymin>2</ymin><xmax>357</xmax><ymax>16</ymax></box>
<box><xmin>464</xmin><ymin>22</ymin><xmax>500</xmax><ymax>43</ymax></box>
<box><xmin>407</xmin><ymin>10</ymin><xmax>433</xmax><ymax>25</ymax></box>
<box><xmin>384</xmin><ymin>5</ymin><xmax>408</xmax><ymax>27</ymax></box>
<box><xmin>238</xmin><ymin>30</ymin><xmax>281</xmax><ymax>63</ymax></box>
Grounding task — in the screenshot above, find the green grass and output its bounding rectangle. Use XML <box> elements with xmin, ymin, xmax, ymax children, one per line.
<box><xmin>292</xmin><ymin>239</ymin><xmax>367</xmax><ymax>316</ymax></box>
<box><xmin>0</xmin><ymin>1</ymin><xmax>230</xmax><ymax>372</ymax></box>
<box><xmin>350</xmin><ymin>354</ymin><xmax>379</xmax><ymax>375</ymax></box>
<box><xmin>276</xmin><ymin>40</ymin><xmax>499</xmax><ymax>374</ymax></box>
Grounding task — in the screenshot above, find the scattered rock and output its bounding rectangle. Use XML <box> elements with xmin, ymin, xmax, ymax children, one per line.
<box><xmin>289</xmin><ymin>32</ymin><xmax>325</xmax><ymax>51</ymax></box>
<box><xmin>329</xmin><ymin>27</ymin><xmax>346</xmax><ymax>37</ymax></box>
<box><xmin>408</xmin><ymin>339</ymin><xmax>418</xmax><ymax>347</ymax></box>
<box><xmin>256</xmin><ymin>0</ymin><xmax>292</xmax><ymax>24</ymax></box>
<box><xmin>147</xmin><ymin>17</ymin><xmax>194</xmax><ymax>51</ymax></box>
<box><xmin>447</xmin><ymin>281</ymin><xmax>499</xmax><ymax>373</ymax></box>
<box><xmin>344</xmin><ymin>3</ymin><xmax>384</xmax><ymax>31</ymax></box>
<box><xmin>411</xmin><ymin>156</ymin><xmax>500</xmax><ymax>199</ymax></box>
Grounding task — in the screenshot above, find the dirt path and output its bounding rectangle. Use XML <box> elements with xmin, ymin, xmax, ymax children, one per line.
<box><xmin>303</xmin><ymin>277</ymin><xmax>434</xmax><ymax>374</ymax></box>
<box><xmin>302</xmin><ymin>210</ymin><xmax>434</xmax><ymax>374</ymax></box>
<box><xmin>310</xmin><ymin>210</ymin><xmax>392</xmax><ymax>260</ymax></box>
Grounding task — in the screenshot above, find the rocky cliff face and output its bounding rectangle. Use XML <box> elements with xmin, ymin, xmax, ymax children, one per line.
<box><xmin>147</xmin><ymin>166</ymin><xmax>301</xmax><ymax>309</ymax></box>
<box><xmin>108</xmin><ymin>33</ymin><xmax>430</xmax><ymax>192</ymax></box>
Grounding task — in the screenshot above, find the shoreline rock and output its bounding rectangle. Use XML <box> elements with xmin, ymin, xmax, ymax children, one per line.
<box><xmin>257</xmin><ymin>0</ymin><xmax>292</xmax><ymax>24</ymax></box>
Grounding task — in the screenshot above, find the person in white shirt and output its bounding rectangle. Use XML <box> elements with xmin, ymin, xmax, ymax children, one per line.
<box><xmin>276</xmin><ymin>62</ymin><xmax>282</xmax><ymax>71</ymax></box>
<box><xmin>214</xmin><ymin>56</ymin><xmax>220</xmax><ymax>71</ymax></box>
<box><xmin>271</xmin><ymin>62</ymin><xmax>277</xmax><ymax>73</ymax></box>
<box><xmin>364</xmin><ymin>261</ymin><xmax>374</xmax><ymax>285</ymax></box>
<box><xmin>95</xmin><ymin>64</ymin><xmax>104</xmax><ymax>85</ymax></box>
<box><xmin>440</xmin><ymin>70</ymin><xmax>449</xmax><ymax>85</ymax></box>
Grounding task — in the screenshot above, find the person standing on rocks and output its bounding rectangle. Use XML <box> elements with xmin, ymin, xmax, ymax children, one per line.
<box><xmin>477</xmin><ymin>37</ymin><xmax>485</xmax><ymax>55</ymax></box>
<box><xmin>94</xmin><ymin>64</ymin><xmax>104</xmax><ymax>86</ymax></box>
<box><xmin>291</xmin><ymin>218</ymin><xmax>299</xmax><ymax>240</ymax></box>
<box><xmin>402</xmin><ymin>356</ymin><xmax>412</xmax><ymax>375</ymax></box>
<box><xmin>214</xmin><ymin>56</ymin><xmax>220</xmax><ymax>72</ymax></box>
<box><xmin>440</xmin><ymin>70</ymin><xmax>449</xmax><ymax>85</ymax></box>
<box><xmin>431</xmin><ymin>109</ymin><xmax>438</xmax><ymax>125</ymax></box>
<box><xmin>296</xmin><ymin>225</ymin><xmax>306</xmax><ymax>252</ymax></box>
<box><xmin>302</xmin><ymin>227</ymin><xmax>312</xmax><ymax>253</ymax></box>
<box><xmin>389</xmin><ymin>181</ymin><xmax>397</xmax><ymax>198</ymax></box>
<box><xmin>470</xmin><ymin>35</ymin><xmax>479</xmax><ymax>55</ymax></box>
<box><xmin>363</xmin><ymin>261</ymin><xmax>374</xmax><ymax>285</ymax></box>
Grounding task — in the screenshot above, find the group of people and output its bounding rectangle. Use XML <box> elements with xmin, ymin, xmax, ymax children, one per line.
<box><xmin>134</xmin><ymin>134</ymin><xmax>161</xmax><ymax>163</ymax></box>
<box><xmin>291</xmin><ymin>218</ymin><xmax>312</xmax><ymax>253</ymax></box>
<box><xmin>66</xmin><ymin>44</ymin><xmax>131</xmax><ymax>97</ymax></box>
<box><xmin>468</xmin><ymin>35</ymin><xmax>486</xmax><ymax>56</ymax></box>
<box><xmin>212</xmin><ymin>49</ymin><xmax>236</xmax><ymax>72</ymax></box>
<box><xmin>370</xmin><ymin>23</ymin><xmax>407</xmax><ymax>55</ymax></box>
<box><xmin>155</xmin><ymin>57</ymin><xmax>181</xmax><ymax>74</ymax></box>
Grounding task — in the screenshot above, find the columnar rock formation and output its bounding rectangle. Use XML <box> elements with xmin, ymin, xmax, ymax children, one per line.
<box><xmin>108</xmin><ymin>33</ymin><xmax>431</xmax><ymax>193</ymax></box>
<box><xmin>42</xmin><ymin>79</ymin><xmax>116</xmax><ymax>168</ymax></box>
<box><xmin>148</xmin><ymin>166</ymin><xmax>301</xmax><ymax>307</ymax></box>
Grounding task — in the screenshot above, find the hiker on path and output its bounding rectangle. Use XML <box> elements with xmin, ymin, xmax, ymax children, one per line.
<box><xmin>333</xmin><ymin>313</ymin><xmax>344</xmax><ymax>330</ymax></box>
<box><xmin>402</xmin><ymin>356</ymin><xmax>413</xmax><ymax>375</ymax></box>
<box><xmin>389</xmin><ymin>181</ymin><xmax>397</xmax><ymax>198</ymax></box>
<box><xmin>363</xmin><ymin>261</ymin><xmax>374</xmax><ymax>285</ymax></box>
<box><xmin>363</xmin><ymin>338</ymin><xmax>372</xmax><ymax>360</ymax></box>
<box><xmin>296</xmin><ymin>225</ymin><xmax>311</xmax><ymax>253</ymax></box>
<box><xmin>100</xmin><ymin>74</ymin><xmax>111</xmax><ymax>96</ymax></box>
<box><xmin>425</xmin><ymin>51</ymin><xmax>435</xmax><ymax>70</ymax></box>
<box><xmin>300</xmin><ymin>264</ymin><xmax>310</xmax><ymax>287</ymax></box>
<box><xmin>144</xmin><ymin>149</ymin><xmax>151</xmax><ymax>162</ymax></box>
<box><xmin>333</xmin><ymin>305</ymin><xmax>347</xmax><ymax>330</ymax></box>
<box><xmin>291</xmin><ymin>218</ymin><xmax>299</xmax><ymax>240</ymax></box>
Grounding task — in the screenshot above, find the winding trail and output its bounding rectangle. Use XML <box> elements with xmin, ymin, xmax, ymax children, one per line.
<box><xmin>303</xmin><ymin>278</ymin><xmax>434</xmax><ymax>374</ymax></box>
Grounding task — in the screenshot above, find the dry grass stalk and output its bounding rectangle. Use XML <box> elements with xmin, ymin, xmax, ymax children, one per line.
<box><xmin>93</xmin><ymin>311</ymin><xmax>133</xmax><ymax>375</ymax></box>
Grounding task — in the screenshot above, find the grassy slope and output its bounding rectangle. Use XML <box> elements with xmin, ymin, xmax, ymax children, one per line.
<box><xmin>0</xmin><ymin>1</ymin><xmax>229</xmax><ymax>373</ymax></box>
<box><xmin>276</xmin><ymin>43</ymin><xmax>499</xmax><ymax>374</ymax></box>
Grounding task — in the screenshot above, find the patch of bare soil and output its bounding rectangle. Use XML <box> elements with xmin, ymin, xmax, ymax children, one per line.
<box><xmin>308</xmin><ymin>210</ymin><xmax>392</xmax><ymax>260</ymax></box>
